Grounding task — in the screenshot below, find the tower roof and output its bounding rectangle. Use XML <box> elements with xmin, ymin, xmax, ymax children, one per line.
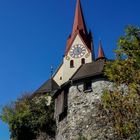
<box><xmin>71</xmin><ymin>61</ymin><xmax>105</xmax><ymax>81</ymax></box>
<box><xmin>72</xmin><ymin>0</ymin><xmax>87</xmax><ymax>35</ymax></box>
<box><xmin>97</xmin><ymin>40</ymin><xmax>106</xmax><ymax>60</ymax></box>
<box><xmin>33</xmin><ymin>78</ymin><xmax>59</xmax><ymax>96</ymax></box>
<box><xmin>65</xmin><ymin>0</ymin><xmax>92</xmax><ymax>55</ymax></box>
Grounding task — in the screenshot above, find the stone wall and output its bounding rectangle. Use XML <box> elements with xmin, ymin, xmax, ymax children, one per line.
<box><xmin>55</xmin><ymin>78</ymin><xmax>118</xmax><ymax>140</ymax></box>
<box><xmin>36</xmin><ymin>132</ymin><xmax>55</xmax><ymax>140</ymax></box>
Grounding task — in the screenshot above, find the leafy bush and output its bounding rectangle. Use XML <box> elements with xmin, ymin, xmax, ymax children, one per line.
<box><xmin>0</xmin><ymin>94</ymin><xmax>56</xmax><ymax>140</ymax></box>
<box><xmin>101</xmin><ymin>25</ymin><xmax>140</xmax><ymax>139</ymax></box>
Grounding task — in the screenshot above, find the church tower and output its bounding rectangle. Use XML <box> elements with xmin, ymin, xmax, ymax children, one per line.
<box><xmin>53</xmin><ymin>0</ymin><xmax>94</xmax><ymax>86</ymax></box>
<box><xmin>33</xmin><ymin>1</ymin><xmax>116</xmax><ymax>140</ymax></box>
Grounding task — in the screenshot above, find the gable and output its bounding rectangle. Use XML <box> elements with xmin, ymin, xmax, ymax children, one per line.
<box><xmin>65</xmin><ymin>32</ymin><xmax>91</xmax><ymax>56</ymax></box>
<box><xmin>53</xmin><ymin>63</ymin><xmax>64</xmax><ymax>86</ymax></box>
<box><xmin>71</xmin><ymin>34</ymin><xmax>85</xmax><ymax>47</ymax></box>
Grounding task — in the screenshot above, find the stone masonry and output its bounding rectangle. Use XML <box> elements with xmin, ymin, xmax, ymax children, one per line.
<box><xmin>55</xmin><ymin>78</ymin><xmax>119</xmax><ymax>140</ymax></box>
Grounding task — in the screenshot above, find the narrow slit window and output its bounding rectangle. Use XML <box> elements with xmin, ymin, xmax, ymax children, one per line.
<box><xmin>81</xmin><ymin>58</ymin><xmax>85</xmax><ymax>64</ymax></box>
<box><xmin>70</xmin><ymin>60</ymin><xmax>74</xmax><ymax>68</ymax></box>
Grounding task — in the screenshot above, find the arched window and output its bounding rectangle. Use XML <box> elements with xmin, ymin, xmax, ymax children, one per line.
<box><xmin>81</xmin><ymin>58</ymin><xmax>85</xmax><ymax>65</ymax></box>
<box><xmin>70</xmin><ymin>60</ymin><xmax>74</xmax><ymax>68</ymax></box>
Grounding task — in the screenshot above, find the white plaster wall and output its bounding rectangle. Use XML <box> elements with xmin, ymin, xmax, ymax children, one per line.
<box><xmin>62</xmin><ymin>35</ymin><xmax>92</xmax><ymax>84</ymax></box>
<box><xmin>53</xmin><ymin>34</ymin><xmax>93</xmax><ymax>86</ymax></box>
<box><xmin>53</xmin><ymin>64</ymin><xmax>64</xmax><ymax>86</ymax></box>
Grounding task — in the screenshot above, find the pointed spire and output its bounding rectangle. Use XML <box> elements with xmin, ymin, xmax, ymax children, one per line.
<box><xmin>97</xmin><ymin>40</ymin><xmax>106</xmax><ymax>60</ymax></box>
<box><xmin>72</xmin><ymin>0</ymin><xmax>87</xmax><ymax>35</ymax></box>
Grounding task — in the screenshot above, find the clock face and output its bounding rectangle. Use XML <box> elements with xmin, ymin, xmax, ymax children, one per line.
<box><xmin>69</xmin><ymin>44</ymin><xmax>86</xmax><ymax>58</ymax></box>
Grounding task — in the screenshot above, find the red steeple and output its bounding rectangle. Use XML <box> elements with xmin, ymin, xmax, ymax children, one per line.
<box><xmin>97</xmin><ymin>40</ymin><xmax>106</xmax><ymax>60</ymax></box>
<box><xmin>65</xmin><ymin>0</ymin><xmax>93</xmax><ymax>55</ymax></box>
<box><xmin>72</xmin><ymin>0</ymin><xmax>87</xmax><ymax>35</ymax></box>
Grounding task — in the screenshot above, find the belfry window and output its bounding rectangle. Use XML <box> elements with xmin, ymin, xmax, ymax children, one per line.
<box><xmin>70</xmin><ymin>60</ymin><xmax>74</xmax><ymax>68</ymax></box>
<box><xmin>84</xmin><ymin>80</ymin><xmax>92</xmax><ymax>92</ymax></box>
<box><xmin>81</xmin><ymin>58</ymin><xmax>85</xmax><ymax>64</ymax></box>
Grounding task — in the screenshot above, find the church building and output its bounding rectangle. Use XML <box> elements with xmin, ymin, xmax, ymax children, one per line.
<box><xmin>34</xmin><ymin>0</ymin><xmax>115</xmax><ymax>140</ymax></box>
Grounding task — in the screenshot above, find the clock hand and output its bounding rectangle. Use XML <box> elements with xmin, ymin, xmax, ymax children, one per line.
<box><xmin>77</xmin><ymin>47</ymin><xmax>79</xmax><ymax>53</ymax></box>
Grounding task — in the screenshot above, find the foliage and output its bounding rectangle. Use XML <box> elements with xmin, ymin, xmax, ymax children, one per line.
<box><xmin>0</xmin><ymin>94</ymin><xmax>56</xmax><ymax>140</ymax></box>
<box><xmin>102</xmin><ymin>25</ymin><xmax>140</xmax><ymax>139</ymax></box>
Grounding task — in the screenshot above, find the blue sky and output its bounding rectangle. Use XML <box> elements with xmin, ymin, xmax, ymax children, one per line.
<box><xmin>0</xmin><ymin>0</ymin><xmax>140</xmax><ymax>139</ymax></box>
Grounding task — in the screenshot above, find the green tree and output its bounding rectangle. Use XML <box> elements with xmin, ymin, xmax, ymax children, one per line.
<box><xmin>0</xmin><ymin>94</ymin><xmax>56</xmax><ymax>140</ymax></box>
<box><xmin>101</xmin><ymin>25</ymin><xmax>140</xmax><ymax>139</ymax></box>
